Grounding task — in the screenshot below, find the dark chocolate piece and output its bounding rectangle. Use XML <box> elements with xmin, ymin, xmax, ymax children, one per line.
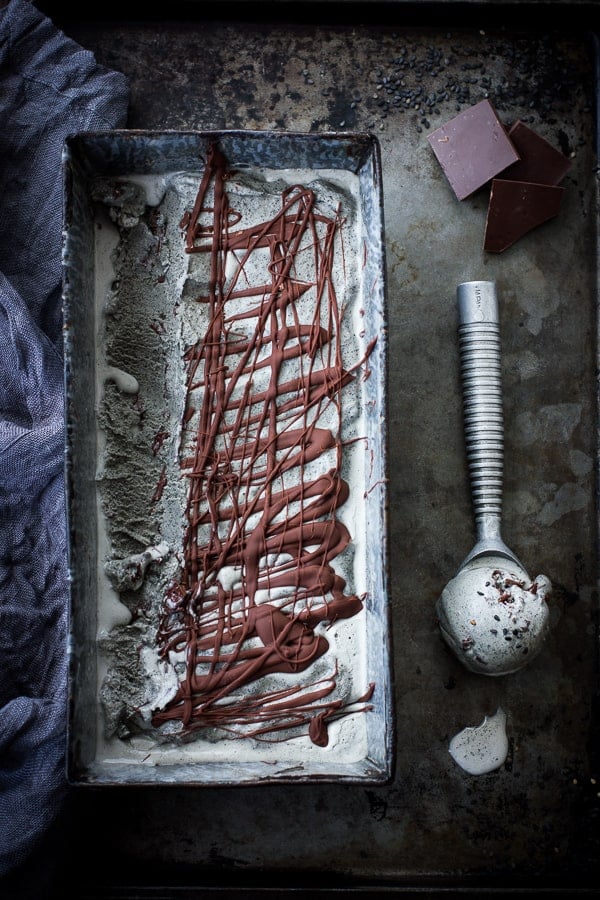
<box><xmin>498</xmin><ymin>120</ymin><xmax>572</xmax><ymax>185</ymax></box>
<box><xmin>484</xmin><ymin>178</ymin><xmax>564</xmax><ymax>253</ymax></box>
<box><xmin>428</xmin><ymin>99</ymin><xmax>520</xmax><ymax>201</ymax></box>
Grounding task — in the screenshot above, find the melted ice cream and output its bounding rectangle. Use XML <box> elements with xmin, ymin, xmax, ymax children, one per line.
<box><xmin>449</xmin><ymin>707</ymin><xmax>509</xmax><ymax>775</ymax></box>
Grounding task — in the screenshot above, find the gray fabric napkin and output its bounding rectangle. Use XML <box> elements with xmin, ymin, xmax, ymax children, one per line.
<box><xmin>0</xmin><ymin>0</ymin><xmax>129</xmax><ymax>881</ymax></box>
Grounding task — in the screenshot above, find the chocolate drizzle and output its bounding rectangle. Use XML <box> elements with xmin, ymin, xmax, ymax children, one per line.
<box><xmin>151</xmin><ymin>145</ymin><xmax>375</xmax><ymax>745</ymax></box>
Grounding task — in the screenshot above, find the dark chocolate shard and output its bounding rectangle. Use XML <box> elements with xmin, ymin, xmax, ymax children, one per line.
<box><xmin>484</xmin><ymin>179</ymin><xmax>564</xmax><ymax>253</ymax></box>
<box><xmin>498</xmin><ymin>120</ymin><xmax>572</xmax><ymax>185</ymax></box>
<box><xmin>428</xmin><ymin>99</ymin><xmax>520</xmax><ymax>201</ymax></box>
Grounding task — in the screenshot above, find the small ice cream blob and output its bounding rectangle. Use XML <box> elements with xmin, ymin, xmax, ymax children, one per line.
<box><xmin>103</xmin><ymin>365</ymin><xmax>139</xmax><ymax>395</ymax></box>
<box><xmin>104</xmin><ymin>542</ymin><xmax>170</xmax><ymax>592</ymax></box>
<box><xmin>449</xmin><ymin>707</ymin><xmax>508</xmax><ymax>775</ymax></box>
<box><xmin>436</xmin><ymin>555</ymin><xmax>551</xmax><ymax>675</ymax></box>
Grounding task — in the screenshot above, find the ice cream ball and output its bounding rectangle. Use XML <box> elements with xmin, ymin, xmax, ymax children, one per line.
<box><xmin>436</xmin><ymin>555</ymin><xmax>551</xmax><ymax>676</ymax></box>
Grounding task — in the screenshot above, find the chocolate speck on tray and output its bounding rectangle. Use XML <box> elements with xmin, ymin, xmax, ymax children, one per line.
<box><xmin>427</xmin><ymin>99</ymin><xmax>519</xmax><ymax>200</ymax></box>
<box><xmin>498</xmin><ymin>120</ymin><xmax>572</xmax><ymax>186</ymax></box>
<box><xmin>483</xmin><ymin>179</ymin><xmax>565</xmax><ymax>253</ymax></box>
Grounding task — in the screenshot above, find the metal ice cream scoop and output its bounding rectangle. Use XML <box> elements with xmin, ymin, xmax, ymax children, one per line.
<box><xmin>436</xmin><ymin>280</ymin><xmax>551</xmax><ymax>675</ymax></box>
<box><xmin>456</xmin><ymin>280</ymin><xmax>521</xmax><ymax>571</ymax></box>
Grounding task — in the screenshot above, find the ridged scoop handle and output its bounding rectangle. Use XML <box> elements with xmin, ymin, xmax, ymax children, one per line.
<box><xmin>457</xmin><ymin>281</ymin><xmax>524</xmax><ymax>572</ymax></box>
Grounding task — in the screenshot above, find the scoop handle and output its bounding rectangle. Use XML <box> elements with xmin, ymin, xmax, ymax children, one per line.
<box><xmin>457</xmin><ymin>281</ymin><xmax>504</xmax><ymax>545</ymax></box>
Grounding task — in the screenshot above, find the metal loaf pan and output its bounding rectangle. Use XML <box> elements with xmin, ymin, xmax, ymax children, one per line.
<box><xmin>62</xmin><ymin>130</ymin><xmax>392</xmax><ymax>786</ymax></box>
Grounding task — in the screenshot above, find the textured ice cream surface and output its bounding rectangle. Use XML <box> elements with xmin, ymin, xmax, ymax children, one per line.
<box><xmin>90</xmin><ymin>153</ymin><xmax>383</xmax><ymax>772</ymax></box>
<box><xmin>63</xmin><ymin>132</ymin><xmax>392</xmax><ymax>785</ymax></box>
<box><xmin>436</xmin><ymin>555</ymin><xmax>551</xmax><ymax>675</ymax></box>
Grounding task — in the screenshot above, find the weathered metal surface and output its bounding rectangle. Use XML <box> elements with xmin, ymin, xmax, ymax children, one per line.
<box><xmin>47</xmin><ymin>6</ymin><xmax>599</xmax><ymax>895</ymax></box>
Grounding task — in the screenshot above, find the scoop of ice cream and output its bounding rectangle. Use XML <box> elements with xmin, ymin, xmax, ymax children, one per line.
<box><xmin>436</xmin><ymin>555</ymin><xmax>551</xmax><ymax>675</ymax></box>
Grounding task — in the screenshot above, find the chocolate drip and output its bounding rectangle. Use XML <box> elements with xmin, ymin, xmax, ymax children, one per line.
<box><xmin>151</xmin><ymin>144</ymin><xmax>375</xmax><ymax>744</ymax></box>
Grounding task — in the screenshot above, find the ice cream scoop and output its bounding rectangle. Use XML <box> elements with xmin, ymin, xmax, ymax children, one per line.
<box><xmin>436</xmin><ymin>281</ymin><xmax>551</xmax><ymax>675</ymax></box>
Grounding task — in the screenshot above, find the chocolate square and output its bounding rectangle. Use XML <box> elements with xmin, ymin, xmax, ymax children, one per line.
<box><xmin>497</xmin><ymin>120</ymin><xmax>572</xmax><ymax>186</ymax></box>
<box><xmin>428</xmin><ymin>99</ymin><xmax>520</xmax><ymax>201</ymax></box>
<box><xmin>484</xmin><ymin>178</ymin><xmax>565</xmax><ymax>253</ymax></box>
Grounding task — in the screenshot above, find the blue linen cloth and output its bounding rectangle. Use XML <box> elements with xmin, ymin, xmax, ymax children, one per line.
<box><xmin>0</xmin><ymin>0</ymin><xmax>129</xmax><ymax>881</ymax></box>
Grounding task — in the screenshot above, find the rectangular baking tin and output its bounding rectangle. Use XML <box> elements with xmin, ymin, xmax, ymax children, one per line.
<box><xmin>62</xmin><ymin>130</ymin><xmax>392</xmax><ymax>786</ymax></box>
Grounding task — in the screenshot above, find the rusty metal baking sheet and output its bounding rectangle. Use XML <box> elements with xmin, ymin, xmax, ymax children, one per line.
<box><xmin>40</xmin><ymin>3</ymin><xmax>600</xmax><ymax>895</ymax></box>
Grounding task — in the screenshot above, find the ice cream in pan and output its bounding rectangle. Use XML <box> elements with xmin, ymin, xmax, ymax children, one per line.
<box><xmin>436</xmin><ymin>281</ymin><xmax>551</xmax><ymax>675</ymax></box>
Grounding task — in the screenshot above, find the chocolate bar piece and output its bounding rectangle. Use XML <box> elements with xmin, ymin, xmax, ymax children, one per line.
<box><xmin>498</xmin><ymin>120</ymin><xmax>572</xmax><ymax>185</ymax></box>
<box><xmin>484</xmin><ymin>178</ymin><xmax>564</xmax><ymax>253</ymax></box>
<box><xmin>428</xmin><ymin>99</ymin><xmax>520</xmax><ymax>201</ymax></box>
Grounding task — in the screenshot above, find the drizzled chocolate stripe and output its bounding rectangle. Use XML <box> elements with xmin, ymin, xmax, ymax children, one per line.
<box><xmin>151</xmin><ymin>144</ymin><xmax>375</xmax><ymax>744</ymax></box>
